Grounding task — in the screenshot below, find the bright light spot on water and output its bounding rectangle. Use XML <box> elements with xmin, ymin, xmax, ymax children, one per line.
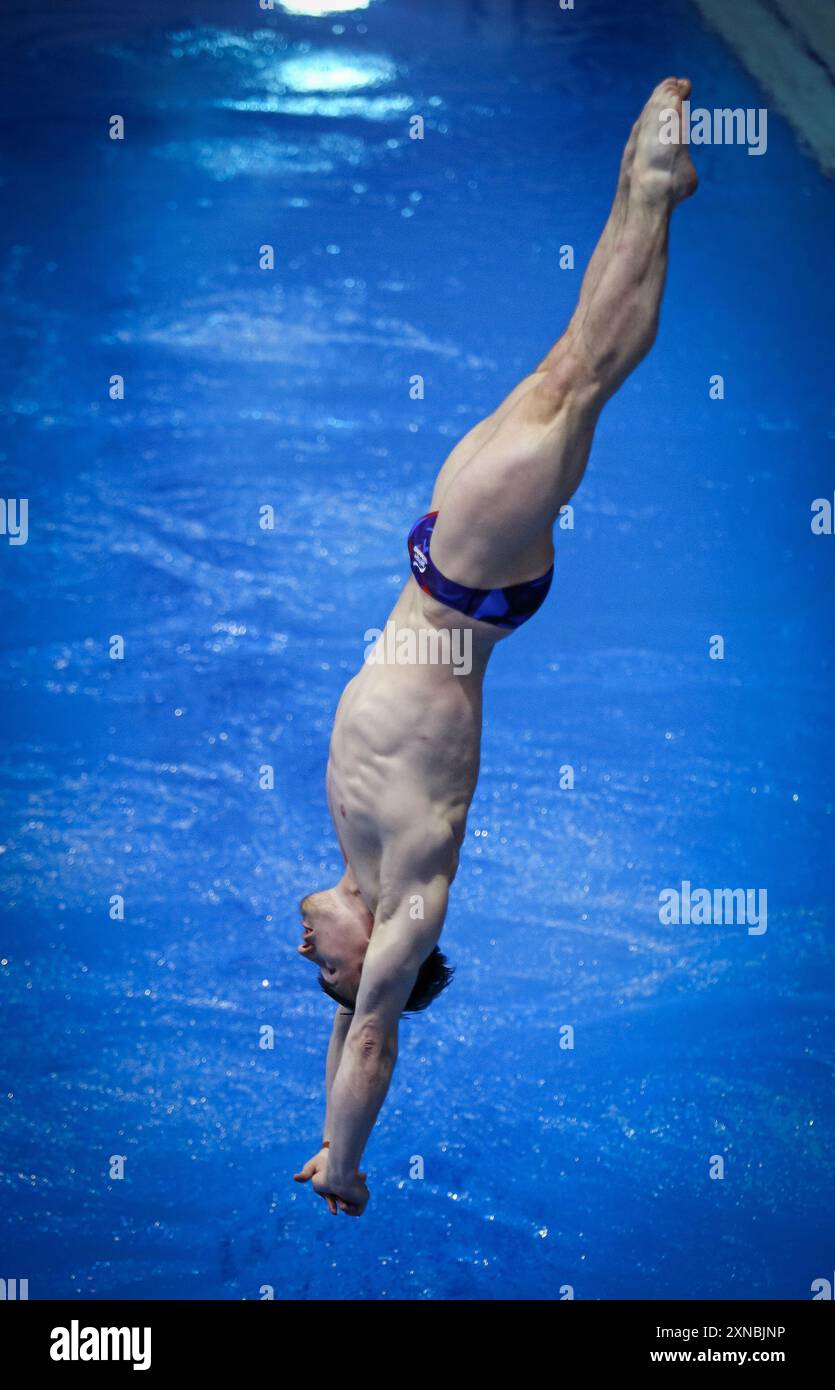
<box><xmin>246</xmin><ymin>94</ymin><xmax>407</xmax><ymax>117</ymax></box>
<box><xmin>278</xmin><ymin>52</ymin><xmax>393</xmax><ymax>92</ymax></box>
<box><xmin>278</xmin><ymin>0</ymin><xmax>370</xmax><ymax>14</ymax></box>
<box><xmin>217</xmin><ymin>49</ymin><xmax>403</xmax><ymax>120</ymax></box>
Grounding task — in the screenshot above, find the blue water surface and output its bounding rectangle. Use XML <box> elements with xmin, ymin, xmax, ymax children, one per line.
<box><xmin>1</xmin><ymin>0</ymin><xmax>833</xmax><ymax>1300</ymax></box>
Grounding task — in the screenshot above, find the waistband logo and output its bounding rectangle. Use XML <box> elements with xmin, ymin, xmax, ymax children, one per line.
<box><xmin>412</xmin><ymin>545</ymin><xmax>428</xmax><ymax>574</ymax></box>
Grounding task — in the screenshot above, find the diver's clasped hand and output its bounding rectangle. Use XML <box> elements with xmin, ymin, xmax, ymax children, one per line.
<box><xmin>294</xmin><ymin>1148</ymin><xmax>370</xmax><ymax>1217</ymax></box>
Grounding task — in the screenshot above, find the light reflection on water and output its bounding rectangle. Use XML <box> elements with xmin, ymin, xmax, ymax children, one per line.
<box><xmin>154</xmin><ymin>133</ymin><xmax>369</xmax><ymax>181</ymax></box>
<box><xmin>221</xmin><ymin>49</ymin><xmax>408</xmax><ymax>120</ymax></box>
<box><xmin>276</xmin><ymin>0</ymin><xmax>373</xmax><ymax>14</ymax></box>
<box><xmin>217</xmin><ymin>92</ymin><xmax>410</xmax><ymax>119</ymax></box>
<box><xmin>166</xmin><ymin>28</ymin><xmax>409</xmax><ymax>121</ymax></box>
<box><xmin>273</xmin><ymin>52</ymin><xmax>395</xmax><ymax>92</ymax></box>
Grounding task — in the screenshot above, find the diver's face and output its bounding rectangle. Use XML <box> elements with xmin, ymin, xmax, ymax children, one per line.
<box><xmin>297</xmin><ymin>890</ymin><xmax>369</xmax><ymax>1001</ymax></box>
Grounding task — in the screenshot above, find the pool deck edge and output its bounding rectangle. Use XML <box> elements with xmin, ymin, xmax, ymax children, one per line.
<box><xmin>690</xmin><ymin>0</ymin><xmax>835</xmax><ymax>178</ymax></box>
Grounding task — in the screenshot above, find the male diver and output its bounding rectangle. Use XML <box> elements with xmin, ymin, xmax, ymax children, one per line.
<box><xmin>294</xmin><ymin>80</ymin><xmax>697</xmax><ymax>1215</ymax></box>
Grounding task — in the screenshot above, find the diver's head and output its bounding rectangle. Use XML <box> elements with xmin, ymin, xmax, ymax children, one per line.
<box><xmin>297</xmin><ymin>883</ymin><xmax>455</xmax><ymax>1014</ymax></box>
<box><xmin>297</xmin><ymin>882</ymin><xmax>372</xmax><ymax>1005</ymax></box>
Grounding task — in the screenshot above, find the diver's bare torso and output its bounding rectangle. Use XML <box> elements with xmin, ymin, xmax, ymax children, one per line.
<box><xmin>326</xmin><ymin>578</ymin><xmax>507</xmax><ymax>912</ymax></box>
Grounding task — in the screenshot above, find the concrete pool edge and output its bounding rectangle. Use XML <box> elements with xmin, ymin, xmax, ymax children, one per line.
<box><xmin>690</xmin><ymin>0</ymin><xmax>835</xmax><ymax>178</ymax></box>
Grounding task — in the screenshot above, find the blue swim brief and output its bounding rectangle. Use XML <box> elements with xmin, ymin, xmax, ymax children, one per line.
<box><xmin>407</xmin><ymin>510</ymin><xmax>553</xmax><ymax>630</ymax></box>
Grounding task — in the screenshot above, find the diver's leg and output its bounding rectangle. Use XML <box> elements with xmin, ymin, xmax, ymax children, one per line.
<box><xmin>429</xmin><ymin>93</ymin><xmax>643</xmax><ymax>513</ymax></box>
<box><xmin>429</xmin><ymin>77</ymin><xmax>697</xmax><ymax>589</ymax></box>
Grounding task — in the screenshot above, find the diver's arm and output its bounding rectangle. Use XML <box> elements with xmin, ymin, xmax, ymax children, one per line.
<box><xmin>322</xmin><ymin>877</ymin><xmax>448</xmax><ymax>1199</ymax></box>
<box><xmin>323</xmin><ymin>1006</ymin><xmax>353</xmax><ymax>1143</ymax></box>
<box><xmin>293</xmin><ymin>1008</ymin><xmax>354</xmax><ymax>1198</ymax></box>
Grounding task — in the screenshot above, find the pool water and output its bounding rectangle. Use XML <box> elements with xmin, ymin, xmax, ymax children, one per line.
<box><xmin>1</xmin><ymin>0</ymin><xmax>833</xmax><ymax>1300</ymax></box>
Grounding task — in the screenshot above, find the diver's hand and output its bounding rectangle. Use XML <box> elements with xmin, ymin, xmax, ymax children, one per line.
<box><xmin>294</xmin><ymin>1149</ymin><xmax>369</xmax><ymax>1215</ymax></box>
<box><xmin>312</xmin><ymin>1164</ymin><xmax>370</xmax><ymax>1217</ymax></box>
<box><xmin>293</xmin><ymin>1148</ymin><xmax>330</xmax><ymax>1198</ymax></box>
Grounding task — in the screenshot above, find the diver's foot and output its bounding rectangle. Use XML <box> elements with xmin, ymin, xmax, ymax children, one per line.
<box><xmin>630</xmin><ymin>77</ymin><xmax>698</xmax><ymax>206</ymax></box>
